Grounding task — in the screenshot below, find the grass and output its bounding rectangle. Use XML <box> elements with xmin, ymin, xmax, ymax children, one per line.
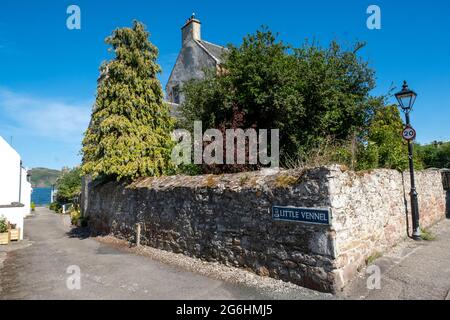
<box><xmin>420</xmin><ymin>228</ymin><xmax>436</xmax><ymax>241</ymax></box>
<box><xmin>239</xmin><ymin>174</ymin><xmax>249</xmax><ymax>186</ymax></box>
<box><xmin>70</xmin><ymin>209</ymin><xmax>81</xmax><ymax>225</ymax></box>
<box><xmin>275</xmin><ymin>174</ymin><xmax>299</xmax><ymax>188</ymax></box>
<box><xmin>366</xmin><ymin>251</ymin><xmax>383</xmax><ymax>265</ymax></box>
<box><xmin>205</xmin><ymin>175</ymin><xmax>218</xmax><ymax>188</ymax></box>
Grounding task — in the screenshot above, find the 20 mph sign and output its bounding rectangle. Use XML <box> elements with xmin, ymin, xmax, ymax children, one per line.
<box><xmin>402</xmin><ymin>126</ymin><xmax>416</xmax><ymax>141</ymax></box>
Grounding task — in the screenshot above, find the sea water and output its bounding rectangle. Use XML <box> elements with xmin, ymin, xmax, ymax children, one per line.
<box><xmin>31</xmin><ymin>187</ymin><xmax>52</xmax><ymax>206</ymax></box>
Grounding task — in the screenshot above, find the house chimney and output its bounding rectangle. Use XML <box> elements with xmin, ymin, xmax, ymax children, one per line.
<box><xmin>182</xmin><ymin>13</ymin><xmax>201</xmax><ymax>44</ymax></box>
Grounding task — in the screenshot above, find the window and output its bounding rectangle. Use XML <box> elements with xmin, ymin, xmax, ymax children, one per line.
<box><xmin>172</xmin><ymin>85</ymin><xmax>180</xmax><ymax>104</ymax></box>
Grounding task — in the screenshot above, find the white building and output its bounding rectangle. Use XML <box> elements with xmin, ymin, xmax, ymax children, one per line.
<box><xmin>0</xmin><ymin>136</ymin><xmax>32</xmax><ymax>240</ymax></box>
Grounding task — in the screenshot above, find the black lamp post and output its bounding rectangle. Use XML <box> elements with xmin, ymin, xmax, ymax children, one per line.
<box><xmin>395</xmin><ymin>81</ymin><xmax>421</xmax><ymax>240</ymax></box>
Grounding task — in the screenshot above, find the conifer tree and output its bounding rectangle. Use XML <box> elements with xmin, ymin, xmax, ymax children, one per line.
<box><xmin>82</xmin><ymin>21</ymin><xmax>174</xmax><ymax>180</ymax></box>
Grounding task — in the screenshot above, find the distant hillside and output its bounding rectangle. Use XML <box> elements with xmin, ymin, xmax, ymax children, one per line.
<box><xmin>29</xmin><ymin>168</ymin><xmax>61</xmax><ymax>188</ymax></box>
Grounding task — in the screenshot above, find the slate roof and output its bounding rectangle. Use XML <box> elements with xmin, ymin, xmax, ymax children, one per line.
<box><xmin>197</xmin><ymin>40</ymin><xmax>228</xmax><ymax>64</ymax></box>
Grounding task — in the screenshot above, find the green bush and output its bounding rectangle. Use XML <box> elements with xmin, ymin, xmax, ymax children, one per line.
<box><xmin>181</xmin><ymin>28</ymin><xmax>379</xmax><ymax>170</ymax></box>
<box><xmin>49</xmin><ymin>202</ymin><xmax>61</xmax><ymax>212</ymax></box>
<box><xmin>416</xmin><ymin>141</ymin><xmax>450</xmax><ymax>169</ymax></box>
<box><xmin>420</xmin><ymin>228</ymin><xmax>436</xmax><ymax>241</ymax></box>
<box><xmin>355</xmin><ymin>105</ymin><xmax>419</xmax><ymax>171</ymax></box>
<box><xmin>269</xmin><ymin>105</ymin><xmax>424</xmax><ymax>172</ymax></box>
<box><xmin>69</xmin><ymin>209</ymin><xmax>89</xmax><ymax>227</ymax></box>
<box><xmin>70</xmin><ymin>209</ymin><xmax>81</xmax><ymax>225</ymax></box>
<box><xmin>0</xmin><ymin>216</ymin><xmax>8</xmax><ymax>233</ymax></box>
<box><xmin>177</xmin><ymin>163</ymin><xmax>203</xmax><ymax>176</ymax></box>
<box><xmin>55</xmin><ymin>167</ymin><xmax>81</xmax><ymax>204</ymax></box>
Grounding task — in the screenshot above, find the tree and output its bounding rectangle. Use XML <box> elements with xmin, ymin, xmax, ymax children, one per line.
<box><xmin>82</xmin><ymin>21</ymin><xmax>174</xmax><ymax>181</ymax></box>
<box><xmin>416</xmin><ymin>141</ymin><xmax>450</xmax><ymax>169</ymax></box>
<box><xmin>356</xmin><ymin>105</ymin><xmax>411</xmax><ymax>170</ymax></box>
<box><xmin>180</xmin><ymin>28</ymin><xmax>379</xmax><ymax>167</ymax></box>
<box><xmin>55</xmin><ymin>167</ymin><xmax>82</xmax><ymax>204</ymax></box>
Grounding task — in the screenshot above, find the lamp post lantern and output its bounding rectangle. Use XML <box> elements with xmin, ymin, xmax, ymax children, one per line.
<box><xmin>395</xmin><ymin>81</ymin><xmax>421</xmax><ymax>240</ymax></box>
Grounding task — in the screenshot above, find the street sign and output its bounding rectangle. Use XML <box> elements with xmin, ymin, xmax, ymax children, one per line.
<box><xmin>272</xmin><ymin>206</ymin><xmax>331</xmax><ymax>226</ymax></box>
<box><xmin>402</xmin><ymin>126</ymin><xmax>416</xmax><ymax>141</ymax></box>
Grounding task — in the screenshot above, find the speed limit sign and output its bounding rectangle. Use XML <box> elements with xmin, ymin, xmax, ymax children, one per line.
<box><xmin>402</xmin><ymin>126</ymin><xmax>416</xmax><ymax>141</ymax></box>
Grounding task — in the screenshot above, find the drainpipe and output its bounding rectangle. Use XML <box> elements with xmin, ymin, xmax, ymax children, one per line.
<box><xmin>19</xmin><ymin>160</ymin><xmax>22</xmax><ymax>204</ymax></box>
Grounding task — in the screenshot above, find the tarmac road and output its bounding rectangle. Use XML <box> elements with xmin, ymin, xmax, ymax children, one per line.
<box><xmin>3</xmin><ymin>207</ymin><xmax>449</xmax><ymax>300</ymax></box>
<box><xmin>0</xmin><ymin>207</ymin><xmax>329</xmax><ymax>300</ymax></box>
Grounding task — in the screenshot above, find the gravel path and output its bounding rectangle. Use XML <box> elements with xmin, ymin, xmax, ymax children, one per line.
<box><xmin>0</xmin><ymin>207</ymin><xmax>332</xmax><ymax>300</ymax></box>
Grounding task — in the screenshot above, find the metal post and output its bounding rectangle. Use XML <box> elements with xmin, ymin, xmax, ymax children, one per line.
<box><xmin>19</xmin><ymin>160</ymin><xmax>22</xmax><ymax>203</ymax></box>
<box><xmin>405</xmin><ymin>112</ymin><xmax>421</xmax><ymax>240</ymax></box>
<box><xmin>135</xmin><ymin>223</ymin><xmax>141</xmax><ymax>247</ymax></box>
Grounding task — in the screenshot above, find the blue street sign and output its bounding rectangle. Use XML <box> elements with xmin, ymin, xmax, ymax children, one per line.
<box><xmin>272</xmin><ymin>206</ymin><xmax>331</xmax><ymax>226</ymax></box>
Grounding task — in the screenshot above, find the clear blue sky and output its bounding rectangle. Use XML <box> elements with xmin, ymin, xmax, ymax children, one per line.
<box><xmin>0</xmin><ymin>0</ymin><xmax>449</xmax><ymax>170</ymax></box>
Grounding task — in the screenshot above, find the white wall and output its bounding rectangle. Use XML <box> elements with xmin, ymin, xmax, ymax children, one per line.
<box><xmin>0</xmin><ymin>136</ymin><xmax>21</xmax><ymax>205</ymax></box>
<box><xmin>0</xmin><ymin>136</ymin><xmax>31</xmax><ymax>239</ymax></box>
<box><xmin>1</xmin><ymin>207</ymin><xmax>24</xmax><ymax>239</ymax></box>
<box><xmin>20</xmin><ymin>167</ymin><xmax>32</xmax><ymax>217</ymax></box>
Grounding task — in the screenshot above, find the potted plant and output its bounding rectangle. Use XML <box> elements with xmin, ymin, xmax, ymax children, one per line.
<box><xmin>0</xmin><ymin>216</ymin><xmax>10</xmax><ymax>245</ymax></box>
<box><xmin>9</xmin><ymin>223</ymin><xmax>20</xmax><ymax>241</ymax></box>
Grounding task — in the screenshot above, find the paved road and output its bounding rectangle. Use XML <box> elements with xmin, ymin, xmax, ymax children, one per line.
<box><xmin>3</xmin><ymin>207</ymin><xmax>450</xmax><ymax>300</ymax></box>
<box><xmin>0</xmin><ymin>208</ymin><xmax>327</xmax><ymax>300</ymax></box>
<box><xmin>344</xmin><ymin>219</ymin><xmax>450</xmax><ymax>300</ymax></box>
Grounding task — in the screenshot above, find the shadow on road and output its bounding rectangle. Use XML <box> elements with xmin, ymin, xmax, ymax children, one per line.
<box><xmin>66</xmin><ymin>226</ymin><xmax>91</xmax><ymax>240</ymax></box>
<box><xmin>401</xmin><ymin>172</ymin><xmax>412</xmax><ymax>239</ymax></box>
<box><xmin>446</xmin><ymin>190</ymin><xmax>450</xmax><ymax>219</ymax></box>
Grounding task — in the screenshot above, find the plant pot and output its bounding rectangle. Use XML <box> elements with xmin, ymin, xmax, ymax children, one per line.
<box><xmin>0</xmin><ymin>232</ymin><xmax>10</xmax><ymax>245</ymax></box>
<box><xmin>9</xmin><ymin>228</ymin><xmax>20</xmax><ymax>241</ymax></box>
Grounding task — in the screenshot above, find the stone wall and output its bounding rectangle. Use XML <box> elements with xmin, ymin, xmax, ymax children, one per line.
<box><xmin>328</xmin><ymin>168</ymin><xmax>446</xmax><ymax>288</ymax></box>
<box><xmin>83</xmin><ymin>166</ymin><xmax>447</xmax><ymax>293</ymax></box>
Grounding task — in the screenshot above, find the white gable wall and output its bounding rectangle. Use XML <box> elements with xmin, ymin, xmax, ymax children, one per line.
<box><xmin>20</xmin><ymin>166</ymin><xmax>31</xmax><ymax>217</ymax></box>
<box><xmin>0</xmin><ymin>136</ymin><xmax>31</xmax><ymax>239</ymax></box>
<box><xmin>0</xmin><ymin>136</ymin><xmax>21</xmax><ymax>205</ymax></box>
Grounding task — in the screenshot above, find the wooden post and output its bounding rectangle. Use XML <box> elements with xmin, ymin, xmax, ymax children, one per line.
<box><xmin>135</xmin><ymin>223</ymin><xmax>141</xmax><ymax>247</ymax></box>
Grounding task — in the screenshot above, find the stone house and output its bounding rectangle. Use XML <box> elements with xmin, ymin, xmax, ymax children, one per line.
<box><xmin>165</xmin><ymin>15</ymin><xmax>227</xmax><ymax>108</ymax></box>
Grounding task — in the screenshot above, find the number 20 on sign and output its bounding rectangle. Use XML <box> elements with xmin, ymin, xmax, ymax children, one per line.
<box><xmin>402</xmin><ymin>126</ymin><xmax>416</xmax><ymax>141</ymax></box>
